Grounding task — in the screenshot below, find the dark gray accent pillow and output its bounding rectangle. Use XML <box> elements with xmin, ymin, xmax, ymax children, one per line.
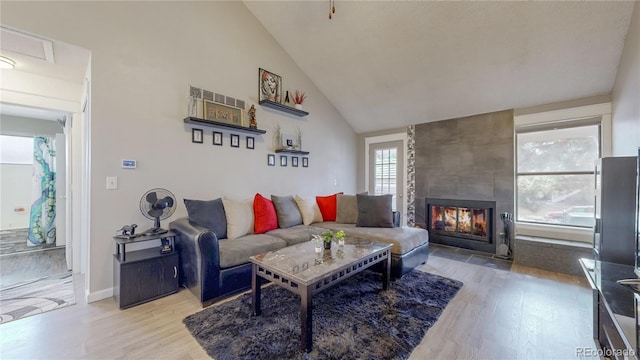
<box><xmin>356</xmin><ymin>194</ymin><xmax>394</xmax><ymax>228</ymax></box>
<box><xmin>271</xmin><ymin>195</ymin><xmax>303</xmax><ymax>228</ymax></box>
<box><xmin>336</xmin><ymin>194</ymin><xmax>358</xmax><ymax>224</ymax></box>
<box><xmin>184</xmin><ymin>198</ymin><xmax>227</xmax><ymax>239</ymax></box>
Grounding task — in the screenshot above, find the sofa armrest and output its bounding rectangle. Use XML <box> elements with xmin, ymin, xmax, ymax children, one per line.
<box><xmin>393</xmin><ymin>211</ymin><xmax>401</xmax><ymax>227</ymax></box>
<box><xmin>169</xmin><ymin>217</ymin><xmax>221</xmax><ymax>306</ymax></box>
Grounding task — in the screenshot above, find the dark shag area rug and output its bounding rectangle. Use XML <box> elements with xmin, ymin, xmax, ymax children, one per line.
<box><xmin>183</xmin><ymin>270</ymin><xmax>463</xmax><ymax>360</ymax></box>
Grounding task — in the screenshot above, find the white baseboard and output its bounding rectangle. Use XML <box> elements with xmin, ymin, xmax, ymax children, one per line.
<box><xmin>86</xmin><ymin>287</ymin><xmax>113</xmax><ymax>303</ymax></box>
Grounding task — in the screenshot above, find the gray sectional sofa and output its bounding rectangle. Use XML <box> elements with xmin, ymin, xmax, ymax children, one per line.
<box><xmin>169</xmin><ymin>194</ymin><xmax>429</xmax><ymax>307</ymax></box>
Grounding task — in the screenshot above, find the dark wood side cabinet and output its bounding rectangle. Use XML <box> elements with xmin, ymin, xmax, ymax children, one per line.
<box><xmin>580</xmin><ymin>258</ymin><xmax>638</xmax><ymax>359</ymax></box>
<box><xmin>113</xmin><ymin>231</ymin><xmax>179</xmax><ymax>309</ymax></box>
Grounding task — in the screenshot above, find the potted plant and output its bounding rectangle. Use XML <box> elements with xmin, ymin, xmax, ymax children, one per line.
<box><xmin>293</xmin><ymin>90</ymin><xmax>307</xmax><ymax>110</ymax></box>
<box><xmin>335</xmin><ymin>230</ymin><xmax>345</xmax><ymax>246</ymax></box>
<box><xmin>321</xmin><ymin>230</ymin><xmax>334</xmax><ymax>249</ymax></box>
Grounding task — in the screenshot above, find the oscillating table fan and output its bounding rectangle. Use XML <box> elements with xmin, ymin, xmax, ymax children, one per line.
<box><xmin>140</xmin><ymin>188</ymin><xmax>176</xmax><ymax>236</ymax></box>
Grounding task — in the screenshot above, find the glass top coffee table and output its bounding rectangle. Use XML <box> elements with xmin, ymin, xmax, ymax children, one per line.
<box><xmin>250</xmin><ymin>238</ymin><xmax>392</xmax><ymax>353</ymax></box>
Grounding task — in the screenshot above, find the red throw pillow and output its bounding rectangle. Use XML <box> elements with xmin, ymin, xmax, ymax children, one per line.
<box><xmin>316</xmin><ymin>192</ymin><xmax>343</xmax><ymax>222</ymax></box>
<box><xmin>253</xmin><ymin>193</ymin><xmax>277</xmax><ymax>234</ymax></box>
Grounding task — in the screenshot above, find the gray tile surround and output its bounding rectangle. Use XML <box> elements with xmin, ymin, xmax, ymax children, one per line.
<box><xmin>414</xmin><ymin>110</ymin><xmax>515</xmax><ymax>254</ymax></box>
<box><xmin>513</xmin><ymin>236</ymin><xmax>591</xmax><ymax>276</ymax></box>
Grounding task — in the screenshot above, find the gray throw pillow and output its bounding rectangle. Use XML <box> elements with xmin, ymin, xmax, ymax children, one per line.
<box><xmin>184</xmin><ymin>198</ymin><xmax>227</xmax><ymax>239</ymax></box>
<box><xmin>356</xmin><ymin>194</ymin><xmax>394</xmax><ymax>228</ymax></box>
<box><xmin>336</xmin><ymin>194</ymin><xmax>359</xmax><ymax>224</ymax></box>
<box><xmin>271</xmin><ymin>195</ymin><xmax>303</xmax><ymax>228</ymax></box>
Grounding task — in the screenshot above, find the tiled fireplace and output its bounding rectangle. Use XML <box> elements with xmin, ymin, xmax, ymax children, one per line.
<box><xmin>426</xmin><ymin>198</ymin><xmax>496</xmax><ymax>254</ymax></box>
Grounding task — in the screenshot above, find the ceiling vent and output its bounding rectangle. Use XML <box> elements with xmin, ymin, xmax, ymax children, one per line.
<box><xmin>0</xmin><ymin>26</ymin><xmax>54</xmax><ymax>63</ymax></box>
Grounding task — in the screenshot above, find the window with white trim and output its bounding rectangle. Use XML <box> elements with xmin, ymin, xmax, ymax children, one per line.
<box><xmin>516</xmin><ymin>122</ymin><xmax>600</xmax><ymax>228</ymax></box>
<box><xmin>373</xmin><ymin>147</ymin><xmax>398</xmax><ymax>211</ymax></box>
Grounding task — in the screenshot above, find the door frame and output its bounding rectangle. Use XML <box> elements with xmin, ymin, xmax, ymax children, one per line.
<box><xmin>0</xmin><ymin>92</ymin><xmax>87</xmax><ymax>275</ymax></box>
<box><xmin>364</xmin><ymin>133</ymin><xmax>408</xmax><ymax>226</ymax></box>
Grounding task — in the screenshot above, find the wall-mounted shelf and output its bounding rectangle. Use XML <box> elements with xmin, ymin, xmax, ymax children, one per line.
<box><xmin>259</xmin><ymin>100</ymin><xmax>309</xmax><ymax>117</ymax></box>
<box><xmin>184</xmin><ymin>117</ymin><xmax>267</xmax><ymax>134</ymax></box>
<box><xmin>275</xmin><ymin>149</ymin><xmax>310</xmax><ymax>156</ymax></box>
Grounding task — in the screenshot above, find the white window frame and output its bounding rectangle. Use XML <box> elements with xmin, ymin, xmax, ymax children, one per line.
<box><xmin>514</xmin><ymin>103</ymin><xmax>612</xmax><ymax>243</ymax></box>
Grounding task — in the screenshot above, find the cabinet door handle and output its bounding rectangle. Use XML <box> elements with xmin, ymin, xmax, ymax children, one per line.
<box><xmin>173</xmin><ymin>266</ymin><xmax>177</xmax><ymax>278</ymax></box>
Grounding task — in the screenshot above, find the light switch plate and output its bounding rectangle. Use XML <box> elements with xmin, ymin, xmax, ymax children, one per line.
<box><xmin>106</xmin><ymin>176</ymin><xmax>118</xmax><ymax>190</ymax></box>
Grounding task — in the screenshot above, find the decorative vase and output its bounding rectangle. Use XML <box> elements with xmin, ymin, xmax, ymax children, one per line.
<box><xmin>338</xmin><ymin>239</ymin><xmax>345</xmax><ymax>246</ymax></box>
<box><xmin>324</xmin><ymin>241</ymin><xmax>332</xmax><ymax>250</ymax></box>
<box><xmin>294</xmin><ymin>103</ymin><xmax>303</xmax><ymax>110</ymax></box>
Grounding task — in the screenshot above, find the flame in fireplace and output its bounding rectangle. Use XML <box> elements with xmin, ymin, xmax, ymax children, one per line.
<box><xmin>473</xmin><ymin>209</ymin><xmax>487</xmax><ymax>237</ymax></box>
<box><xmin>431</xmin><ymin>206</ymin><xmax>444</xmax><ymax>230</ymax></box>
<box><xmin>444</xmin><ymin>207</ymin><xmax>457</xmax><ymax>232</ymax></box>
<box><xmin>431</xmin><ymin>205</ymin><xmax>488</xmax><ymax>238</ymax></box>
<box><xmin>459</xmin><ymin>208</ymin><xmax>471</xmax><ymax>234</ymax></box>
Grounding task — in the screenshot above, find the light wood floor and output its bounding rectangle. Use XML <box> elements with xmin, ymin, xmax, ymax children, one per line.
<box><xmin>0</xmin><ymin>255</ymin><xmax>598</xmax><ymax>359</ymax></box>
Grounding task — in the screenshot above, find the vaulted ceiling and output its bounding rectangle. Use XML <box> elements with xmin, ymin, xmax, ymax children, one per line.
<box><xmin>1</xmin><ymin>2</ymin><xmax>635</xmax><ymax>132</ymax></box>
<box><xmin>245</xmin><ymin>1</ymin><xmax>636</xmax><ymax>133</ymax></box>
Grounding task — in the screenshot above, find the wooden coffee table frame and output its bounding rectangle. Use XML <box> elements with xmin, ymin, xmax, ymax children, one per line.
<box><xmin>251</xmin><ymin>244</ymin><xmax>391</xmax><ymax>353</ymax></box>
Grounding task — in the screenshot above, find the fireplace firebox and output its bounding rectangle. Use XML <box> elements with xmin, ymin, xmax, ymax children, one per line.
<box><xmin>426</xmin><ymin>198</ymin><xmax>496</xmax><ymax>254</ymax></box>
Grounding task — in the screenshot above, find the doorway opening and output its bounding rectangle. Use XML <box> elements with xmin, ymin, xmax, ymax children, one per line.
<box><xmin>1</xmin><ymin>22</ymin><xmax>90</xmax><ymax>282</ymax></box>
<box><xmin>0</xmin><ymin>113</ymin><xmax>76</xmax><ymax>323</ymax></box>
<box><xmin>365</xmin><ymin>134</ymin><xmax>407</xmax><ymax>224</ymax></box>
<box><xmin>0</xmin><ymin>132</ymin><xmax>63</xmax><ymax>255</ymax></box>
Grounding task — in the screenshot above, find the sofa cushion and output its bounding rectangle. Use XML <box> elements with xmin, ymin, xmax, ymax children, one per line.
<box><xmin>267</xmin><ymin>225</ymin><xmax>326</xmax><ymax>246</ymax></box>
<box><xmin>222</xmin><ymin>197</ymin><xmax>254</xmax><ymax>240</ymax></box>
<box><xmin>253</xmin><ymin>193</ymin><xmax>278</xmax><ymax>234</ymax></box>
<box><xmin>218</xmin><ymin>234</ymin><xmax>286</xmax><ymax>268</ymax></box>
<box><xmin>294</xmin><ymin>195</ymin><xmax>323</xmax><ymax>225</ymax></box>
<box><xmin>183</xmin><ymin>198</ymin><xmax>227</xmax><ymax>239</ymax></box>
<box><xmin>336</xmin><ymin>194</ymin><xmax>359</xmax><ymax>224</ymax></box>
<box><xmin>271</xmin><ymin>195</ymin><xmax>303</xmax><ymax>228</ymax></box>
<box><xmin>316</xmin><ymin>193</ymin><xmax>342</xmax><ymax>221</ymax></box>
<box><xmin>356</xmin><ymin>194</ymin><xmax>394</xmax><ymax>228</ymax></box>
<box><xmin>315</xmin><ymin>222</ymin><xmax>428</xmax><ymax>256</ymax></box>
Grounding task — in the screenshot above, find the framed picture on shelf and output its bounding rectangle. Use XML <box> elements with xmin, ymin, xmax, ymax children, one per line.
<box><xmin>259</xmin><ymin>68</ymin><xmax>282</xmax><ymax>103</ymax></box>
<box><xmin>280</xmin><ymin>155</ymin><xmax>287</xmax><ymax>167</ymax></box>
<box><xmin>302</xmin><ymin>157</ymin><xmax>309</xmax><ymax>167</ymax></box>
<box><xmin>192</xmin><ymin>128</ymin><xmax>203</xmax><ymax>143</ymax></box>
<box><xmin>246</xmin><ymin>136</ymin><xmax>255</xmax><ymax>149</ymax></box>
<box><xmin>267</xmin><ymin>154</ymin><xmax>275</xmax><ymax>166</ymax></box>
<box><xmin>204</xmin><ymin>100</ymin><xmax>243</xmax><ymax>126</ymax></box>
<box><xmin>213</xmin><ymin>131</ymin><xmax>223</xmax><ymax>146</ymax></box>
<box><xmin>230</xmin><ymin>134</ymin><xmax>240</xmax><ymax>148</ymax></box>
<box><xmin>292</xmin><ymin>156</ymin><xmax>299</xmax><ymax>167</ymax></box>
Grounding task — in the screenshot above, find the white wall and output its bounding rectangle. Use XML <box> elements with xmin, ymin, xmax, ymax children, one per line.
<box><xmin>0</xmin><ymin>164</ymin><xmax>31</xmax><ymax>229</ymax></box>
<box><xmin>612</xmin><ymin>2</ymin><xmax>640</xmax><ymax>155</ymax></box>
<box><xmin>2</xmin><ymin>2</ymin><xmax>357</xmax><ymax>299</ymax></box>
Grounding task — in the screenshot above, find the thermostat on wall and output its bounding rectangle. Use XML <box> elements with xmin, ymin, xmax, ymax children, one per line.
<box><xmin>121</xmin><ymin>159</ymin><xmax>136</xmax><ymax>169</ymax></box>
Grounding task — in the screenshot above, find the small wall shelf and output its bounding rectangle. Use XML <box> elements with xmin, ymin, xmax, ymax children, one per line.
<box><xmin>184</xmin><ymin>117</ymin><xmax>267</xmax><ymax>134</ymax></box>
<box><xmin>259</xmin><ymin>100</ymin><xmax>309</xmax><ymax>117</ymax></box>
<box><xmin>275</xmin><ymin>149</ymin><xmax>310</xmax><ymax>156</ymax></box>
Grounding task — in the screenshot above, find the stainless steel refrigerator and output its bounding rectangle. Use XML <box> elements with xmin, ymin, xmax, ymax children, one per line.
<box><xmin>593</xmin><ymin>156</ymin><xmax>638</xmax><ymax>265</ymax></box>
